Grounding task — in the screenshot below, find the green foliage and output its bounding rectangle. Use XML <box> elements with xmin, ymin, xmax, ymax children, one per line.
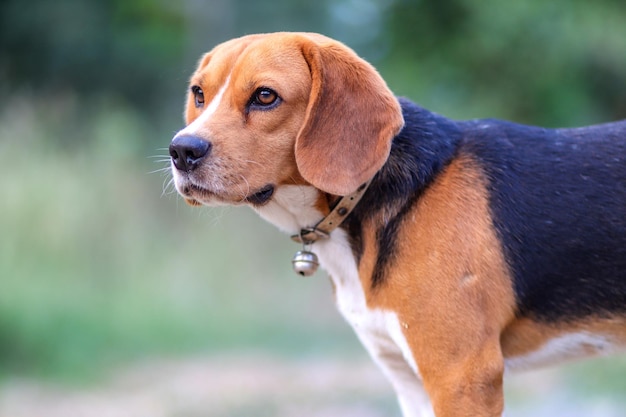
<box><xmin>383</xmin><ymin>0</ymin><xmax>626</xmax><ymax>126</ymax></box>
<box><xmin>0</xmin><ymin>0</ymin><xmax>185</xmax><ymax>117</ymax></box>
<box><xmin>3</xmin><ymin>0</ymin><xmax>625</xmax><ymax>133</ymax></box>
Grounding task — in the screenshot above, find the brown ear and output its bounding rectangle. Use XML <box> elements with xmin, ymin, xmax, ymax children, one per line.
<box><xmin>295</xmin><ymin>36</ymin><xmax>404</xmax><ymax>195</ymax></box>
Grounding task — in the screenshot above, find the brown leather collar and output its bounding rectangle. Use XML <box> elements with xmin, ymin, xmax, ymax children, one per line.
<box><xmin>291</xmin><ymin>181</ymin><xmax>371</xmax><ymax>244</ymax></box>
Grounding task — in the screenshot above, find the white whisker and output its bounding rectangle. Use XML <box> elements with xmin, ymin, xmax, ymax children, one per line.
<box><xmin>242</xmin><ymin>159</ymin><xmax>263</xmax><ymax>167</ymax></box>
<box><xmin>237</xmin><ymin>174</ymin><xmax>251</xmax><ymax>203</ymax></box>
<box><xmin>206</xmin><ymin>206</ymin><xmax>232</xmax><ymax>227</ymax></box>
<box><xmin>148</xmin><ymin>166</ymin><xmax>172</xmax><ymax>175</ymax></box>
<box><xmin>226</xmin><ymin>155</ymin><xmax>264</xmax><ymax>168</ymax></box>
<box><xmin>147</xmin><ymin>150</ymin><xmax>174</xmax><ymax>180</ymax></box>
<box><xmin>161</xmin><ymin>177</ymin><xmax>176</xmax><ymax>197</ymax></box>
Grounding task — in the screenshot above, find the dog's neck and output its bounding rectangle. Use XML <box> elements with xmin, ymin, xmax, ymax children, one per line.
<box><xmin>253</xmin><ymin>185</ymin><xmax>325</xmax><ymax>237</ymax></box>
<box><xmin>348</xmin><ymin>99</ymin><xmax>462</xmax><ymax>224</ymax></box>
<box><xmin>255</xmin><ymin>99</ymin><xmax>462</xmax><ymax>277</ymax></box>
<box><xmin>340</xmin><ymin>99</ymin><xmax>463</xmax><ymax>281</ymax></box>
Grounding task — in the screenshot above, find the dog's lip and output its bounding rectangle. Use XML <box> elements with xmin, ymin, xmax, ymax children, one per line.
<box><xmin>181</xmin><ymin>182</ymin><xmax>224</xmax><ymax>203</ymax></box>
<box><xmin>245</xmin><ymin>184</ymin><xmax>275</xmax><ymax>206</ymax></box>
<box><xmin>179</xmin><ymin>181</ymin><xmax>274</xmax><ymax>206</ymax></box>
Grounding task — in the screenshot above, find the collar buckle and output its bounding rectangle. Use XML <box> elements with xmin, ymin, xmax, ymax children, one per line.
<box><xmin>291</xmin><ymin>227</ymin><xmax>330</xmax><ymax>245</ymax></box>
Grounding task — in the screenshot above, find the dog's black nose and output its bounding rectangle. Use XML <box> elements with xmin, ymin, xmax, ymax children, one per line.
<box><xmin>169</xmin><ymin>135</ymin><xmax>211</xmax><ymax>172</ymax></box>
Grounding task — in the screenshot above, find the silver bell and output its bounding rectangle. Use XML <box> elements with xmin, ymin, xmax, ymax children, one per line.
<box><xmin>292</xmin><ymin>250</ymin><xmax>319</xmax><ymax>276</ymax></box>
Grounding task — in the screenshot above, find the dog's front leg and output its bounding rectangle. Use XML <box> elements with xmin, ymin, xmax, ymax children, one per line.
<box><xmin>406</xmin><ymin>326</ymin><xmax>506</xmax><ymax>417</ymax></box>
<box><xmin>424</xmin><ymin>351</ymin><xmax>505</xmax><ymax>417</ymax></box>
<box><xmin>354</xmin><ymin>327</ymin><xmax>435</xmax><ymax>417</ymax></box>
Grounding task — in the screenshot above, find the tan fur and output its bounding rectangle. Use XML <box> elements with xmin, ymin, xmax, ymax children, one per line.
<box><xmin>359</xmin><ymin>156</ymin><xmax>516</xmax><ymax>416</ymax></box>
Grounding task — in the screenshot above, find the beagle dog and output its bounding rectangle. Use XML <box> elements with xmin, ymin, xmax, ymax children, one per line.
<box><xmin>168</xmin><ymin>32</ymin><xmax>626</xmax><ymax>417</ymax></box>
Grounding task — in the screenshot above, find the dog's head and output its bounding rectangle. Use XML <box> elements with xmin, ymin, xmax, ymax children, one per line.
<box><xmin>169</xmin><ymin>32</ymin><xmax>404</xmax><ymax>207</ymax></box>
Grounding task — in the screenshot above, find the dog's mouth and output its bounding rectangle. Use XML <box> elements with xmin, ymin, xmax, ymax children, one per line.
<box><xmin>245</xmin><ymin>184</ymin><xmax>275</xmax><ymax>206</ymax></box>
<box><xmin>178</xmin><ymin>181</ymin><xmax>275</xmax><ymax>207</ymax></box>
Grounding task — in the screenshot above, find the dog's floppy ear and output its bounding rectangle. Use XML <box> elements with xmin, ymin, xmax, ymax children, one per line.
<box><xmin>296</xmin><ymin>36</ymin><xmax>404</xmax><ymax>196</ymax></box>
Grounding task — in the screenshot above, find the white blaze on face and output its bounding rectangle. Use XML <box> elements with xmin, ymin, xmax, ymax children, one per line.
<box><xmin>176</xmin><ymin>75</ymin><xmax>231</xmax><ymax>138</ymax></box>
<box><xmin>171</xmin><ymin>75</ymin><xmax>232</xmax><ymax>191</ymax></box>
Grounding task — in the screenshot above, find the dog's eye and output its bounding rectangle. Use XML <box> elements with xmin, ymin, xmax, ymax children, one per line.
<box><xmin>250</xmin><ymin>87</ymin><xmax>280</xmax><ymax>110</ymax></box>
<box><xmin>191</xmin><ymin>86</ymin><xmax>204</xmax><ymax>108</ymax></box>
<box><xmin>255</xmin><ymin>88</ymin><xmax>277</xmax><ymax>105</ymax></box>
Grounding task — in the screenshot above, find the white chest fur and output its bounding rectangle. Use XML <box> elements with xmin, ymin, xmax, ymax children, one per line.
<box><xmin>315</xmin><ymin>230</ymin><xmax>420</xmax><ymax>372</ymax></box>
<box><xmin>256</xmin><ymin>187</ymin><xmax>402</xmax><ymax>335</ymax></box>
<box><xmin>256</xmin><ymin>186</ymin><xmax>432</xmax><ymax>416</ymax></box>
<box><xmin>255</xmin><ymin>186</ymin><xmax>416</xmax><ymax>364</ymax></box>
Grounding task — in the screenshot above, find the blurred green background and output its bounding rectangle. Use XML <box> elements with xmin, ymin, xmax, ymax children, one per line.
<box><xmin>1</xmin><ymin>0</ymin><xmax>625</xmax><ymax>416</ymax></box>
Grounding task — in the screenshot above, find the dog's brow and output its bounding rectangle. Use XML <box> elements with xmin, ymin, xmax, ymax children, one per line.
<box><xmin>189</xmin><ymin>74</ymin><xmax>204</xmax><ymax>86</ymax></box>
